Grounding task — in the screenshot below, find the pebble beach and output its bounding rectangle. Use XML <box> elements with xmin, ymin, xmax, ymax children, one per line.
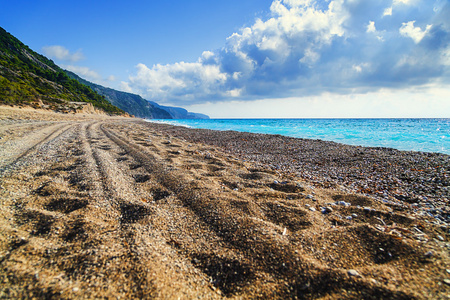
<box><xmin>147</xmin><ymin>122</ymin><xmax>450</xmax><ymax>227</ymax></box>
<box><xmin>1</xmin><ymin>106</ymin><xmax>449</xmax><ymax>299</ymax></box>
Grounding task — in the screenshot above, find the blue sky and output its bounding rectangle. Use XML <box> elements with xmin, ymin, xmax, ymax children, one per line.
<box><xmin>1</xmin><ymin>0</ymin><xmax>449</xmax><ymax>118</ymax></box>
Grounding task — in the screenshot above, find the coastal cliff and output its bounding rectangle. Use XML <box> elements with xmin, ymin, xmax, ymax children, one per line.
<box><xmin>66</xmin><ymin>71</ymin><xmax>210</xmax><ymax>120</ymax></box>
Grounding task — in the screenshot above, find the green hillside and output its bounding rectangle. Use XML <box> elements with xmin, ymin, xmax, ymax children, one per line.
<box><xmin>0</xmin><ymin>27</ymin><xmax>124</xmax><ymax>115</ymax></box>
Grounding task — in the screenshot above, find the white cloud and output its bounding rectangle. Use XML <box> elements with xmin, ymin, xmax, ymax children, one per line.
<box><xmin>186</xmin><ymin>85</ymin><xmax>450</xmax><ymax>118</ymax></box>
<box><xmin>126</xmin><ymin>0</ymin><xmax>351</xmax><ymax>103</ymax></box>
<box><xmin>393</xmin><ymin>0</ymin><xmax>415</xmax><ymax>5</ymax></box>
<box><xmin>383</xmin><ymin>0</ymin><xmax>417</xmax><ymax>18</ymax></box>
<box><xmin>201</xmin><ymin>51</ymin><xmax>215</xmax><ymax>61</ymax></box>
<box><xmin>107</xmin><ymin>75</ymin><xmax>116</xmax><ymax>81</ymax></box>
<box><xmin>399</xmin><ymin>21</ymin><xmax>432</xmax><ymax>43</ymax></box>
<box><xmin>120</xmin><ymin>81</ymin><xmax>133</xmax><ymax>93</ymax></box>
<box><xmin>64</xmin><ymin>65</ymin><xmax>100</xmax><ymax>81</ymax></box>
<box><xmin>366</xmin><ymin>21</ymin><xmax>384</xmax><ymax>41</ymax></box>
<box><xmin>299</xmin><ymin>48</ymin><xmax>320</xmax><ymax>65</ymax></box>
<box><xmin>128</xmin><ymin>61</ymin><xmax>227</xmax><ymax>101</ymax></box>
<box><xmin>383</xmin><ymin>7</ymin><xmax>393</xmax><ymax>16</ymax></box>
<box><xmin>232</xmin><ymin>72</ymin><xmax>242</xmax><ymax>80</ymax></box>
<box><xmin>227</xmin><ymin>88</ymin><xmax>244</xmax><ymax>97</ymax></box>
<box><xmin>123</xmin><ymin>0</ymin><xmax>450</xmax><ymax>110</ymax></box>
<box><xmin>366</xmin><ymin>21</ymin><xmax>376</xmax><ymax>33</ymax></box>
<box><xmin>42</xmin><ymin>45</ymin><xmax>84</xmax><ymax>62</ymax></box>
<box><xmin>352</xmin><ymin>63</ymin><xmax>370</xmax><ymax>73</ymax></box>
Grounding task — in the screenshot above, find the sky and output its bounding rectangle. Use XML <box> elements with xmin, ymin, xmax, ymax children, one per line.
<box><xmin>1</xmin><ymin>0</ymin><xmax>449</xmax><ymax>118</ymax></box>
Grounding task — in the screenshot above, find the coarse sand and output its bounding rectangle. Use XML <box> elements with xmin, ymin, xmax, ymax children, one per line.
<box><xmin>0</xmin><ymin>106</ymin><xmax>449</xmax><ymax>299</ymax></box>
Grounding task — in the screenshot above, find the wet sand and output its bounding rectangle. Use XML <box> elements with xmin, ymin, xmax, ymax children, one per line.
<box><xmin>0</xmin><ymin>106</ymin><xmax>449</xmax><ymax>299</ymax></box>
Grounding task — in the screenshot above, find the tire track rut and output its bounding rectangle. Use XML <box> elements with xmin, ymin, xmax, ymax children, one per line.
<box><xmin>0</xmin><ymin>122</ymin><xmax>72</xmax><ymax>173</ymax></box>
<box><xmin>1</xmin><ymin>113</ymin><xmax>446</xmax><ymax>299</ymax></box>
<box><xmin>79</xmin><ymin>121</ymin><xmax>219</xmax><ymax>299</ymax></box>
<box><xmin>100</xmin><ymin>122</ymin><xmax>417</xmax><ymax>299</ymax></box>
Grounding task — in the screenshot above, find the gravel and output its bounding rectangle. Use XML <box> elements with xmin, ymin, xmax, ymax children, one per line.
<box><xmin>145</xmin><ymin>123</ymin><xmax>450</xmax><ymax>226</ymax></box>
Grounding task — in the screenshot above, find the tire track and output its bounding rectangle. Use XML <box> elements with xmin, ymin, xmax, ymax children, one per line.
<box><xmin>0</xmin><ymin>122</ymin><xmax>72</xmax><ymax>173</ymax></box>
<box><xmin>100</xmin><ymin>122</ymin><xmax>261</xmax><ymax>296</ymax></box>
<box><xmin>100</xmin><ymin>122</ymin><xmax>416</xmax><ymax>299</ymax></box>
<box><xmin>1</xmin><ymin>110</ymin><xmax>440</xmax><ymax>299</ymax></box>
<box><xmin>79</xmin><ymin>121</ymin><xmax>219</xmax><ymax>299</ymax></box>
<box><xmin>82</xmin><ymin>121</ymin><xmax>154</xmax><ymax>298</ymax></box>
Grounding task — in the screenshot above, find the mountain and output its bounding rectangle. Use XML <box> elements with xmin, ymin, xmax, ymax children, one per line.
<box><xmin>148</xmin><ymin>101</ymin><xmax>209</xmax><ymax>119</ymax></box>
<box><xmin>65</xmin><ymin>71</ymin><xmax>172</xmax><ymax>119</ymax></box>
<box><xmin>66</xmin><ymin>71</ymin><xmax>209</xmax><ymax>119</ymax></box>
<box><xmin>0</xmin><ymin>26</ymin><xmax>209</xmax><ymax>119</ymax></box>
<box><xmin>0</xmin><ymin>27</ymin><xmax>124</xmax><ymax>115</ymax></box>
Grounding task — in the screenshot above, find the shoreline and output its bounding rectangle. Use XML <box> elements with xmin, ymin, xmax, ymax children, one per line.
<box><xmin>1</xmin><ymin>107</ymin><xmax>449</xmax><ymax>299</ymax></box>
<box><xmin>145</xmin><ymin>118</ymin><xmax>450</xmax><ymax>155</ymax></box>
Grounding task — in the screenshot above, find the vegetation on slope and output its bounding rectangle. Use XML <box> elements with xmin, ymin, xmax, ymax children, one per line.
<box><xmin>66</xmin><ymin>71</ymin><xmax>209</xmax><ymax>119</ymax></box>
<box><xmin>65</xmin><ymin>70</ymin><xmax>172</xmax><ymax>118</ymax></box>
<box><xmin>0</xmin><ymin>27</ymin><xmax>124</xmax><ymax>115</ymax></box>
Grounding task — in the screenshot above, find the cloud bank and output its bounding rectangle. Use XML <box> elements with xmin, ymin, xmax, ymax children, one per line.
<box><xmin>42</xmin><ymin>45</ymin><xmax>84</xmax><ymax>62</ymax></box>
<box><xmin>125</xmin><ymin>0</ymin><xmax>450</xmax><ymax>105</ymax></box>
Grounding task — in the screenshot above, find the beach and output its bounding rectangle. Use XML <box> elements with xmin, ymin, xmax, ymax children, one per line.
<box><xmin>0</xmin><ymin>106</ymin><xmax>449</xmax><ymax>299</ymax></box>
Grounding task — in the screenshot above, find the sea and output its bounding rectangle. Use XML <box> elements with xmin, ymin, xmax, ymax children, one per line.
<box><xmin>146</xmin><ymin>118</ymin><xmax>450</xmax><ymax>155</ymax></box>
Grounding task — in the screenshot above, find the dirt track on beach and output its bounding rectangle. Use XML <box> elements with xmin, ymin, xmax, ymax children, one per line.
<box><xmin>0</xmin><ymin>107</ymin><xmax>449</xmax><ymax>299</ymax></box>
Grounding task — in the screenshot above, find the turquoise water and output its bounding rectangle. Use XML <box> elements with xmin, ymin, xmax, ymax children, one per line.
<box><xmin>147</xmin><ymin>119</ymin><xmax>450</xmax><ymax>155</ymax></box>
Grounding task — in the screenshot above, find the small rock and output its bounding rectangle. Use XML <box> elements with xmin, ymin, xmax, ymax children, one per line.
<box><xmin>351</xmin><ymin>213</ymin><xmax>358</xmax><ymax>218</ymax></box>
<box><xmin>437</xmin><ymin>235</ymin><xmax>444</xmax><ymax>241</ymax></box>
<box><xmin>73</xmin><ymin>287</ymin><xmax>79</xmax><ymax>292</ymax></box>
<box><xmin>425</xmin><ymin>251</ymin><xmax>434</xmax><ymax>258</ymax></box>
<box><xmin>306</xmin><ymin>194</ymin><xmax>314</xmax><ymax>199</ymax></box>
<box><xmin>446</xmin><ymin>269</ymin><xmax>450</xmax><ymax>274</ymax></box>
<box><xmin>348</xmin><ymin>269</ymin><xmax>361</xmax><ymax>277</ymax></box>
<box><xmin>321</xmin><ymin>207</ymin><xmax>333</xmax><ymax>214</ymax></box>
<box><xmin>444</xmin><ymin>279</ymin><xmax>450</xmax><ymax>286</ymax></box>
<box><xmin>346</xmin><ymin>216</ymin><xmax>352</xmax><ymax>220</ymax></box>
<box><xmin>336</xmin><ymin>201</ymin><xmax>351</xmax><ymax>207</ymax></box>
<box><xmin>309</xmin><ymin>207</ymin><xmax>316</xmax><ymax>212</ymax></box>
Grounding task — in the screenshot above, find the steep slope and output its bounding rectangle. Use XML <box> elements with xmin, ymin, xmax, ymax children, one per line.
<box><xmin>0</xmin><ymin>27</ymin><xmax>124</xmax><ymax>115</ymax></box>
<box><xmin>66</xmin><ymin>71</ymin><xmax>209</xmax><ymax>119</ymax></box>
<box><xmin>65</xmin><ymin>71</ymin><xmax>172</xmax><ymax>119</ymax></box>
